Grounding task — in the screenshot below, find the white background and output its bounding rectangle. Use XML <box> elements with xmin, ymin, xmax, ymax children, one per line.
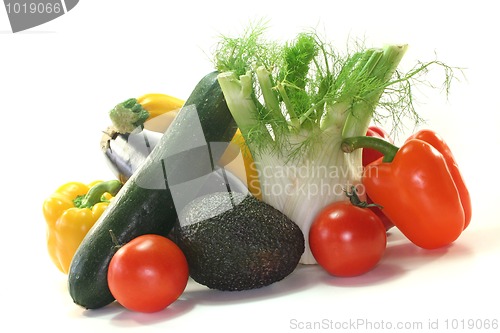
<box><xmin>1</xmin><ymin>1</ymin><xmax>499</xmax><ymax>332</ymax></box>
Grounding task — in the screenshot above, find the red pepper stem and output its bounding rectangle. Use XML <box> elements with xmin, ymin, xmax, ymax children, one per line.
<box><xmin>77</xmin><ymin>180</ymin><xmax>123</xmax><ymax>209</ymax></box>
<box><xmin>342</xmin><ymin>136</ymin><xmax>399</xmax><ymax>163</ymax></box>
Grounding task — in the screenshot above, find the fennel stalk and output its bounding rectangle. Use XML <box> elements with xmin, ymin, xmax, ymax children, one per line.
<box><xmin>215</xmin><ymin>26</ymin><xmax>456</xmax><ymax>264</ymax></box>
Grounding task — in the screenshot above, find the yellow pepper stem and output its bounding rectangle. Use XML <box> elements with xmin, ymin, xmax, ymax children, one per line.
<box><xmin>76</xmin><ymin>180</ymin><xmax>122</xmax><ymax>208</ymax></box>
<box><xmin>109</xmin><ymin>98</ymin><xmax>150</xmax><ymax>134</ymax></box>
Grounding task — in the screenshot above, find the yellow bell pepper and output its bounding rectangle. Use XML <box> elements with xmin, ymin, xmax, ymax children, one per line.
<box><xmin>42</xmin><ymin>180</ymin><xmax>122</xmax><ymax>274</ymax></box>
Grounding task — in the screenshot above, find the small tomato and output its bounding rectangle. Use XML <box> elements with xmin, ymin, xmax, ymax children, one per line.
<box><xmin>107</xmin><ymin>234</ymin><xmax>189</xmax><ymax>313</ymax></box>
<box><xmin>309</xmin><ymin>201</ymin><xmax>387</xmax><ymax>277</ymax></box>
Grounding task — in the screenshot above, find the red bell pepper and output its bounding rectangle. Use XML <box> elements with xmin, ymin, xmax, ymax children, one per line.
<box><xmin>363</xmin><ymin>126</ymin><xmax>393</xmax><ymax>167</ymax></box>
<box><xmin>363</xmin><ymin>126</ymin><xmax>395</xmax><ymax>231</ymax></box>
<box><xmin>406</xmin><ymin>129</ymin><xmax>472</xmax><ymax>229</ymax></box>
<box><xmin>342</xmin><ymin>130</ymin><xmax>469</xmax><ymax>249</ymax></box>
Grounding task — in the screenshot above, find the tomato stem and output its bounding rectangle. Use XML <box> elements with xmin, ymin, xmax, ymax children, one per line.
<box><xmin>345</xmin><ymin>186</ymin><xmax>383</xmax><ymax>209</ymax></box>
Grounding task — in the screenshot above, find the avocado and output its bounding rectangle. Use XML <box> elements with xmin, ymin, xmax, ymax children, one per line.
<box><xmin>173</xmin><ymin>191</ymin><xmax>304</xmax><ymax>291</ymax></box>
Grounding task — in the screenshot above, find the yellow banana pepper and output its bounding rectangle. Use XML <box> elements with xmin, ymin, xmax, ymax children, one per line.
<box><xmin>42</xmin><ymin>180</ymin><xmax>122</xmax><ymax>274</ymax></box>
<box><xmin>139</xmin><ymin>93</ymin><xmax>184</xmax><ymax>133</ymax></box>
<box><xmin>109</xmin><ymin>93</ymin><xmax>184</xmax><ymax>134</ymax></box>
<box><xmin>137</xmin><ymin>93</ymin><xmax>184</xmax><ymax>119</ymax></box>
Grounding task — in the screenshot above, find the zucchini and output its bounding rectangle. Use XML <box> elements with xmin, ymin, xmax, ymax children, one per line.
<box><xmin>68</xmin><ymin>71</ymin><xmax>237</xmax><ymax>309</ymax></box>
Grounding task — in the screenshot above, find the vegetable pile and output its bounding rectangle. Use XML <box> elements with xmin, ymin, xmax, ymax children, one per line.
<box><xmin>41</xmin><ymin>23</ymin><xmax>470</xmax><ymax>314</ymax></box>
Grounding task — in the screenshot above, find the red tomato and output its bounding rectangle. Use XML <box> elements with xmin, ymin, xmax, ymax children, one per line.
<box><xmin>107</xmin><ymin>234</ymin><xmax>189</xmax><ymax>313</ymax></box>
<box><xmin>309</xmin><ymin>201</ymin><xmax>387</xmax><ymax>277</ymax></box>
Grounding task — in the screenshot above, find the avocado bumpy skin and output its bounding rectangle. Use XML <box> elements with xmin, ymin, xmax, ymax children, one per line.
<box><xmin>174</xmin><ymin>192</ymin><xmax>305</xmax><ymax>291</ymax></box>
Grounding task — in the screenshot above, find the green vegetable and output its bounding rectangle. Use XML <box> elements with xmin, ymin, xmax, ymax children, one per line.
<box><xmin>173</xmin><ymin>191</ymin><xmax>304</xmax><ymax>291</ymax></box>
<box><xmin>68</xmin><ymin>71</ymin><xmax>237</xmax><ymax>309</ymax></box>
<box><xmin>109</xmin><ymin>98</ymin><xmax>150</xmax><ymax>134</ymax></box>
<box><xmin>214</xmin><ymin>23</ymin><xmax>458</xmax><ymax>264</ymax></box>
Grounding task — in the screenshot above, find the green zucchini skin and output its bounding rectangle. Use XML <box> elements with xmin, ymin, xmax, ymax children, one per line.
<box><xmin>68</xmin><ymin>71</ymin><xmax>237</xmax><ymax>309</ymax></box>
